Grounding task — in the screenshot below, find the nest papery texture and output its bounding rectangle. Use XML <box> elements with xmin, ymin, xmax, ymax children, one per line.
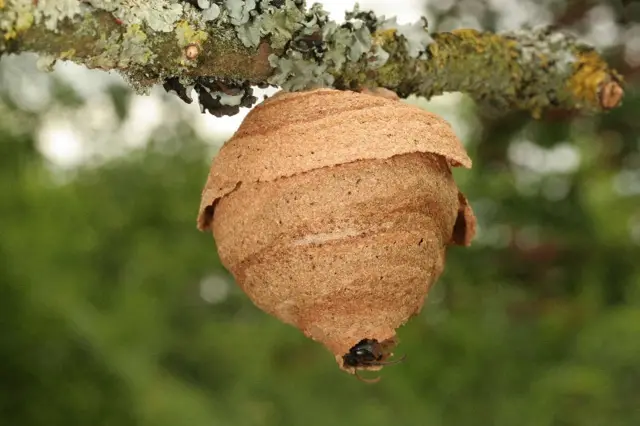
<box><xmin>197</xmin><ymin>89</ymin><xmax>472</xmax><ymax>230</ymax></box>
<box><xmin>213</xmin><ymin>153</ymin><xmax>459</xmax><ymax>357</ymax></box>
<box><xmin>198</xmin><ymin>88</ymin><xmax>476</xmax><ymax>367</ymax></box>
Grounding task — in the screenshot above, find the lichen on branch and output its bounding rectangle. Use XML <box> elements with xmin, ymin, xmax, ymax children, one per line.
<box><xmin>0</xmin><ymin>0</ymin><xmax>624</xmax><ymax>117</ymax></box>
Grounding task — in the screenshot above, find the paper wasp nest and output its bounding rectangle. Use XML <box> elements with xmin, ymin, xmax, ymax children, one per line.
<box><xmin>197</xmin><ymin>88</ymin><xmax>476</xmax><ymax>372</ymax></box>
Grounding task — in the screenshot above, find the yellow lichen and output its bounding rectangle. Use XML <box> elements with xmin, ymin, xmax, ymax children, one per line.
<box><xmin>371</xmin><ymin>28</ymin><xmax>397</xmax><ymax>46</ymax></box>
<box><xmin>124</xmin><ymin>23</ymin><xmax>147</xmax><ymax>45</ymax></box>
<box><xmin>450</xmin><ymin>28</ymin><xmax>487</xmax><ymax>49</ymax></box>
<box><xmin>537</xmin><ymin>53</ymin><xmax>549</xmax><ymax>68</ymax></box>
<box><xmin>450</xmin><ymin>28</ymin><xmax>479</xmax><ymax>38</ymax></box>
<box><xmin>60</xmin><ymin>48</ymin><xmax>76</xmax><ymax>59</ymax></box>
<box><xmin>120</xmin><ymin>24</ymin><xmax>155</xmax><ymax>67</ymax></box>
<box><xmin>3</xmin><ymin>8</ymin><xmax>34</xmax><ymax>40</ymax></box>
<box><xmin>567</xmin><ymin>50</ymin><xmax>611</xmax><ymax>106</ymax></box>
<box><xmin>16</xmin><ymin>13</ymin><xmax>34</xmax><ymax>32</ymax></box>
<box><xmin>174</xmin><ymin>20</ymin><xmax>208</xmax><ymax>67</ymax></box>
<box><xmin>175</xmin><ymin>20</ymin><xmax>208</xmax><ymax>48</ymax></box>
<box><xmin>450</xmin><ymin>28</ymin><xmax>485</xmax><ymax>53</ymax></box>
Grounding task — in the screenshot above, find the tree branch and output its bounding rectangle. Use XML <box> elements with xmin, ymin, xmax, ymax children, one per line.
<box><xmin>0</xmin><ymin>0</ymin><xmax>624</xmax><ymax>117</ymax></box>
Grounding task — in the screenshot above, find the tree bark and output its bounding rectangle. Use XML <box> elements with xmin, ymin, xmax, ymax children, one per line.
<box><xmin>0</xmin><ymin>0</ymin><xmax>624</xmax><ymax>117</ymax></box>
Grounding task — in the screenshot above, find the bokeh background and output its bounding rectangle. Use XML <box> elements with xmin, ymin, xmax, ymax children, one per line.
<box><xmin>2</xmin><ymin>0</ymin><xmax>640</xmax><ymax>425</ymax></box>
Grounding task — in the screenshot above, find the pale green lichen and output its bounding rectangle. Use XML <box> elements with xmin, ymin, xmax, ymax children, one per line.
<box><xmin>320</xmin><ymin>22</ymin><xmax>350</xmax><ymax>69</ymax></box>
<box><xmin>86</xmin><ymin>30</ymin><xmax>121</xmax><ymax>68</ymax></box>
<box><xmin>1</xmin><ymin>0</ymin><xmax>35</xmax><ymax>41</ymax></box>
<box><xmin>179</xmin><ymin>1</ymin><xmax>220</xmax><ymax>29</ymax></box>
<box><xmin>74</xmin><ymin>10</ymin><xmax>100</xmax><ymax>37</ymax></box>
<box><xmin>2</xmin><ymin>0</ymin><xmax>87</xmax><ymax>35</ymax></box>
<box><xmin>265</xmin><ymin>3</ymin><xmax>334</xmax><ymax>90</ymax></box>
<box><xmin>236</xmin><ymin>17</ymin><xmax>262</xmax><ymax>47</ymax></box>
<box><xmin>368</xmin><ymin>44</ymin><xmax>389</xmax><ymax>68</ymax></box>
<box><xmin>35</xmin><ymin>0</ymin><xmax>87</xmax><ymax>31</ymax></box>
<box><xmin>200</xmin><ymin>2</ymin><xmax>220</xmax><ymax>22</ymax></box>
<box><xmin>120</xmin><ymin>71</ymin><xmax>152</xmax><ymax>95</ymax></box>
<box><xmin>268</xmin><ymin>50</ymin><xmax>334</xmax><ymax>90</ymax></box>
<box><xmin>224</xmin><ymin>0</ymin><xmax>306</xmax><ymax>49</ymax></box>
<box><xmin>345</xmin><ymin>19</ymin><xmax>372</xmax><ymax>62</ymax></box>
<box><xmin>261</xmin><ymin>0</ymin><xmax>306</xmax><ymax>49</ymax></box>
<box><xmin>224</xmin><ymin>0</ymin><xmax>255</xmax><ymax>25</ymax></box>
<box><xmin>36</xmin><ymin>54</ymin><xmax>57</xmax><ymax>71</ymax></box>
<box><xmin>87</xmin><ymin>0</ymin><xmax>184</xmax><ymax>32</ymax></box>
<box><xmin>175</xmin><ymin>19</ymin><xmax>208</xmax><ymax>48</ymax></box>
<box><xmin>179</xmin><ymin>3</ymin><xmax>208</xmax><ymax>30</ymax></box>
<box><xmin>266</xmin><ymin>4</ymin><xmax>392</xmax><ymax>91</ymax></box>
<box><xmin>380</xmin><ymin>16</ymin><xmax>432</xmax><ymax>59</ymax></box>
<box><xmin>178</xmin><ymin>75</ymin><xmax>197</xmax><ymax>88</ymax></box>
<box><xmin>214</xmin><ymin>0</ymin><xmax>317</xmax><ymax>50</ymax></box>
<box><xmin>120</xmin><ymin>24</ymin><xmax>155</xmax><ymax>67</ymax></box>
<box><xmin>505</xmin><ymin>26</ymin><xmax>577</xmax><ymax>73</ymax></box>
<box><xmin>223</xmin><ymin>0</ymin><xmax>261</xmax><ymax>46</ymax></box>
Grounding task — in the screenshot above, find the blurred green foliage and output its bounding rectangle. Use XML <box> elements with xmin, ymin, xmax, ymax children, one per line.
<box><xmin>1</xmin><ymin>1</ymin><xmax>640</xmax><ymax>425</ymax></box>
